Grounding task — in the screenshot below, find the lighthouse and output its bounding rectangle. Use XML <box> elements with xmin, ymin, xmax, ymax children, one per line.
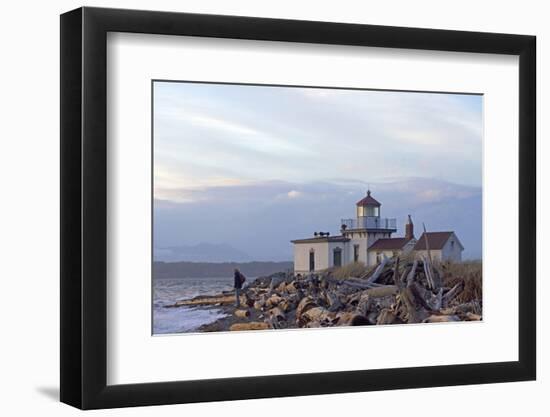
<box><xmin>340</xmin><ymin>190</ymin><xmax>398</xmax><ymax>264</ymax></box>
<box><xmin>290</xmin><ymin>189</ymin><xmax>463</xmax><ymax>273</ymax></box>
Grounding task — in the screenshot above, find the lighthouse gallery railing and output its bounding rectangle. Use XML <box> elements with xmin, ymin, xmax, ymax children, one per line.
<box><xmin>341</xmin><ymin>216</ymin><xmax>397</xmax><ymax>230</ymax></box>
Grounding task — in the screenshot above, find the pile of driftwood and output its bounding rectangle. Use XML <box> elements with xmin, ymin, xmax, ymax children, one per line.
<box><xmin>171</xmin><ymin>255</ymin><xmax>481</xmax><ymax>331</ymax></box>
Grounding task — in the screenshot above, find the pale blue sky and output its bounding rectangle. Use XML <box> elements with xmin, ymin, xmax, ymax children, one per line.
<box><xmin>154</xmin><ymin>81</ymin><xmax>482</xmax><ymax>204</ymax></box>
<box><xmin>153</xmin><ymin>82</ymin><xmax>483</xmax><ymax>261</ymax></box>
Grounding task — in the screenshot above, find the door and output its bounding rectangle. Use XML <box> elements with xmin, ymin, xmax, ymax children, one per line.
<box><xmin>309</xmin><ymin>250</ymin><xmax>315</xmax><ymax>272</ymax></box>
<box><xmin>333</xmin><ymin>248</ymin><xmax>342</xmax><ymax>267</ymax></box>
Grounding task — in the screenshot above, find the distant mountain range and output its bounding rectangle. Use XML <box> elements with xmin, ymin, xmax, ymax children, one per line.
<box><xmin>154</xmin><ymin>242</ymin><xmax>251</xmax><ymax>263</ymax></box>
<box><xmin>153</xmin><ymin>261</ymin><xmax>293</xmax><ymax>279</ymax></box>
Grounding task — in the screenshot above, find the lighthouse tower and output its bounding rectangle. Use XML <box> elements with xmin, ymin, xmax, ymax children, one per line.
<box><xmin>340</xmin><ymin>190</ymin><xmax>397</xmax><ymax>265</ymax></box>
<box><xmin>356</xmin><ymin>189</ymin><xmax>381</xmax><ymax>226</ymax></box>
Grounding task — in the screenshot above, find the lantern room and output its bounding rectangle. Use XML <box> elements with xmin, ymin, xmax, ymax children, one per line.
<box><xmin>356</xmin><ymin>190</ymin><xmax>381</xmax><ymax>218</ymax></box>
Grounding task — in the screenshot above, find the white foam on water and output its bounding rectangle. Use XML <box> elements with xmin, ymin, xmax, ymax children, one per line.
<box><xmin>153</xmin><ymin>277</ymin><xmax>234</xmax><ymax>334</ymax></box>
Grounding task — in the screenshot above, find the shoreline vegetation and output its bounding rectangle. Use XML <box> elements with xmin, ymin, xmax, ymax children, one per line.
<box><xmin>164</xmin><ymin>256</ymin><xmax>482</xmax><ymax>333</ymax></box>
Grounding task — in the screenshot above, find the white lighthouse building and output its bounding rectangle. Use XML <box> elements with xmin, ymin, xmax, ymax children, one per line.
<box><xmin>291</xmin><ymin>190</ymin><xmax>463</xmax><ymax>274</ymax></box>
<box><xmin>292</xmin><ymin>190</ymin><xmax>401</xmax><ymax>274</ymax></box>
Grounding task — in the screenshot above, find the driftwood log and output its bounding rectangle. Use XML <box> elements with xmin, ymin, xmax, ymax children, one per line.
<box><xmin>234</xmin><ymin>309</ymin><xmax>250</xmax><ymax>319</ymax></box>
<box><xmin>230</xmin><ymin>322</ymin><xmax>270</xmax><ymax>331</ymax></box>
<box><xmin>168</xmin><ymin>254</ymin><xmax>481</xmax><ymax>332</ymax></box>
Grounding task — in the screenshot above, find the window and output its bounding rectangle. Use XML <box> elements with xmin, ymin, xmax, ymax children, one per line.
<box><xmin>353</xmin><ymin>244</ymin><xmax>359</xmax><ymax>262</ymax></box>
<box><xmin>309</xmin><ymin>250</ymin><xmax>315</xmax><ymax>272</ymax></box>
<box><xmin>365</xmin><ymin>206</ymin><xmax>379</xmax><ymax>217</ymax></box>
<box><xmin>333</xmin><ymin>247</ymin><xmax>342</xmax><ymax>267</ymax></box>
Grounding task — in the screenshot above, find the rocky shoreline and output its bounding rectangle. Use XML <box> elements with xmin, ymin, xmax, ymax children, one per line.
<box><xmin>166</xmin><ymin>256</ymin><xmax>482</xmax><ymax>332</ymax></box>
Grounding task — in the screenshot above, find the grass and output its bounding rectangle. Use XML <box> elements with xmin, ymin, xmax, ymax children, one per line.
<box><xmin>326</xmin><ymin>262</ymin><xmax>369</xmax><ymax>279</ymax></box>
<box><xmin>440</xmin><ymin>260</ymin><xmax>482</xmax><ymax>304</ymax></box>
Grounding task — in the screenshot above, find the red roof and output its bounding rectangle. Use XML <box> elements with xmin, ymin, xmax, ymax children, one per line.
<box><xmin>413</xmin><ymin>232</ymin><xmax>459</xmax><ymax>250</ymax></box>
<box><xmin>356</xmin><ymin>190</ymin><xmax>381</xmax><ymax>206</ymax></box>
<box><xmin>368</xmin><ymin>237</ymin><xmax>412</xmax><ymax>251</ymax></box>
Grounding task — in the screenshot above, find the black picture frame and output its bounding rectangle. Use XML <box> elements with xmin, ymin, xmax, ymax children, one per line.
<box><xmin>60</xmin><ymin>6</ymin><xmax>536</xmax><ymax>410</ymax></box>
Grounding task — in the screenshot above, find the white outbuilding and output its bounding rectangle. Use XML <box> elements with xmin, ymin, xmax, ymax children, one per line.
<box><xmin>413</xmin><ymin>231</ymin><xmax>464</xmax><ymax>263</ymax></box>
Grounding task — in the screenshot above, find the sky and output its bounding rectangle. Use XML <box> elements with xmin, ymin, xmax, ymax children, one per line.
<box><xmin>153</xmin><ymin>81</ymin><xmax>483</xmax><ymax>261</ymax></box>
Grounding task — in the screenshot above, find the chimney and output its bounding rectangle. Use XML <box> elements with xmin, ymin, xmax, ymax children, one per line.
<box><xmin>405</xmin><ymin>215</ymin><xmax>414</xmax><ymax>239</ymax></box>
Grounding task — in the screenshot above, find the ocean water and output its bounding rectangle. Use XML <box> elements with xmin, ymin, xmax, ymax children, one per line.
<box><xmin>153</xmin><ymin>277</ymin><xmax>234</xmax><ymax>334</ymax></box>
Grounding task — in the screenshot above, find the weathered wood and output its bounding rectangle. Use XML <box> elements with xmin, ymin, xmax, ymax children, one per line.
<box><xmin>234</xmin><ymin>309</ymin><xmax>250</xmax><ymax>318</ymax></box>
<box><xmin>398</xmin><ymin>287</ymin><xmax>430</xmax><ymax>323</ymax></box>
<box><xmin>298</xmin><ymin>306</ymin><xmax>336</xmax><ymax>327</ymax></box>
<box><xmin>265</xmin><ymin>294</ymin><xmax>283</xmax><ymax>308</ymax></box>
<box><xmin>422</xmin><ymin>222</ymin><xmax>433</xmax><ymax>264</ymax></box>
<box><xmin>334</xmin><ymin>311</ymin><xmax>356</xmax><ymax>326</ymax></box>
<box><xmin>366</xmin><ymin>256</ymin><xmax>390</xmax><ymax>285</ymax></box>
<box><xmin>442</xmin><ymin>281</ymin><xmax>464</xmax><ymax>307</ymax></box>
<box><xmin>296</xmin><ymin>296</ymin><xmax>317</xmax><ymax>320</ymax></box>
<box><xmin>464</xmin><ymin>312</ymin><xmax>482</xmax><ymax>321</ymax></box>
<box><xmin>406</xmin><ymin>260</ymin><xmax>418</xmax><ymax>287</ymax></box>
<box><xmin>172</xmin><ymin>294</ymin><xmax>235</xmax><ymax>307</ymax></box>
<box><xmin>422</xmin><ymin>256</ymin><xmax>435</xmax><ymax>290</ymax></box>
<box><xmin>229</xmin><ymin>322</ymin><xmax>270</xmax><ymax>331</ymax></box>
<box><xmin>398</xmin><ymin>266</ymin><xmax>410</xmax><ymax>289</ymax></box>
<box><xmin>268</xmin><ymin>307</ymin><xmax>286</xmax><ymax>322</ymax></box>
<box><xmin>376</xmin><ymin>308</ymin><xmax>401</xmax><ymax>325</ymax></box>
<box><xmin>365</xmin><ymin>285</ymin><xmax>399</xmax><ymax>298</ymax></box>
<box><xmin>278</xmin><ymin>295</ymin><xmax>298</xmax><ymax>312</ymax></box>
<box><xmin>433</xmin><ymin>287</ymin><xmax>443</xmax><ymax>311</ymax></box>
<box><xmin>423</xmin><ymin>314</ymin><xmax>460</xmax><ymax>323</ymax></box>
<box><xmin>240</xmin><ymin>292</ymin><xmax>255</xmax><ymax>308</ymax></box>
<box><xmin>350</xmin><ymin>315</ymin><xmax>370</xmax><ymax>326</ymax></box>
<box><xmin>326</xmin><ymin>290</ymin><xmax>344</xmax><ymax>312</ymax></box>
<box><xmin>392</xmin><ymin>256</ymin><xmax>400</xmax><ymax>286</ymax></box>
<box><xmin>356</xmin><ymin>286</ymin><xmax>398</xmax><ymax>317</ymax></box>
<box><xmin>440</xmin><ymin>300</ymin><xmax>482</xmax><ymax>315</ymax></box>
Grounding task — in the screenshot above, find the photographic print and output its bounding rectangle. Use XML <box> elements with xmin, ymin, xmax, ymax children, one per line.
<box><xmin>152</xmin><ymin>81</ymin><xmax>483</xmax><ymax>335</ymax></box>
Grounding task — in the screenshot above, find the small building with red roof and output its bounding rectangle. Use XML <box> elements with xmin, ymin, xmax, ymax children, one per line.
<box><xmin>413</xmin><ymin>231</ymin><xmax>464</xmax><ymax>262</ymax></box>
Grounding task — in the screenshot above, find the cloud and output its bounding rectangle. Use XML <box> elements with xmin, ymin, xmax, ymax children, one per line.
<box><xmin>154</xmin><ymin>177</ymin><xmax>482</xmax><ymax>261</ymax></box>
<box><xmin>287</xmin><ymin>190</ymin><xmax>302</xmax><ymax>199</ymax></box>
<box><xmin>154</xmin><ymin>82</ymin><xmax>482</xmax><ymax>191</ymax></box>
